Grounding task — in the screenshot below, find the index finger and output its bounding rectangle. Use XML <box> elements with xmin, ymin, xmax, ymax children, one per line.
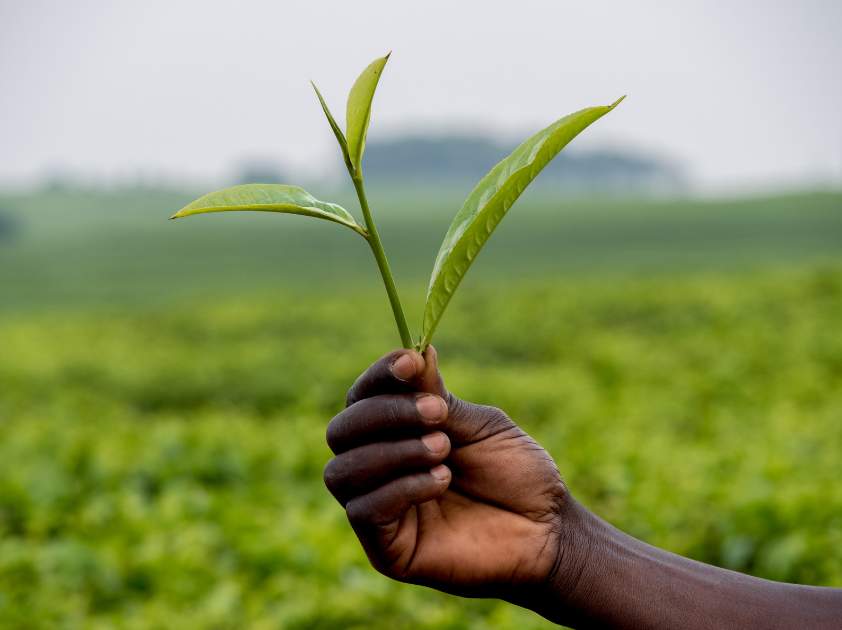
<box><xmin>345</xmin><ymin>349</ymin><xmax>425</xmax><ymax>406</ymax></box>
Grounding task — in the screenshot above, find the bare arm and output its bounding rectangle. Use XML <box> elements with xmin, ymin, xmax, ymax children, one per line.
<box><xmin>324</xmin><ymin>347</ymin><xmax>842</xmax><ymax>629</ymax></box>
<box><xmin>523</xmin><ymin>497</ymin><xmax>842</xmax><ymax>629</ymax></box>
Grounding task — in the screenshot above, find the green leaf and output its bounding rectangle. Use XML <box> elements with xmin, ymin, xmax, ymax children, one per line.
<box><xmin>346</xmin><ymin>53</ymin><xmax>390</xmax><ymax>174</ymax></box>
<box><xmin>311</xmin><ymin>81</ymin><xmax>351</xmax><ymax>168</ymax></box>
<box><xmin>170</xmin><ymin>184</ymin><xmax>367</xmax><ymax>237</ymax></box>
<box><xmin>419</xmin><ymin>96</ymin><xmax>625</xmax><ymax>348</ymax></box>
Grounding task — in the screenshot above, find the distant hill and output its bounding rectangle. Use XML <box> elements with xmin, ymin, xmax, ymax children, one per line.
<box><xmin>234</xmin><ymin>159</ymin><xmax>288</xmax><ymax>185</ymax></box>
<box><xmin>363</xmin><ymin>134</ymin><xmax>684</xmax><ymax>192</ymax></box>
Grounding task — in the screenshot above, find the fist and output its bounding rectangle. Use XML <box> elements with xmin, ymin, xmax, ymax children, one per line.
<box><xmin>324</xmin><ymin>347</ymin><xmax>574</xmax><ymax>600</ymax></box>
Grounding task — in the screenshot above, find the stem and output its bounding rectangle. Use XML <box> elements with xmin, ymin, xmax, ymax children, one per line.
<box><xmin>351</xmin><ymin>174</ymin><xmax>414</xmax><ymax>348</ymax></box>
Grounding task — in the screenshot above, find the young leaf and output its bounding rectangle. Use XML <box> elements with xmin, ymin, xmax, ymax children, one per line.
<box><xmin>346</xmin><ymin>53</ymin><xmax>390</xmax><ymax>174</ymax></box>
<box><xmin>419</xmin><ymin>97</ymin><xmax>625</xmax><ymax>349</ymax></box>
<box><xmin>311</xmin><ymin>81</ymin><xmax>351</xmax><ymax>168</ymax></box>
<box><xmin>170</xmin><ymin>184</ymin><xmax>367</xmax><ymax>236</ymax></box>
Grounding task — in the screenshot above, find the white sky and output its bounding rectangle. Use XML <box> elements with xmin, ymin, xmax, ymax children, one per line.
<box><xmin>1</xmin><ymin>0</ymin><xmax>841</xmax><ymax>190</ymax></box>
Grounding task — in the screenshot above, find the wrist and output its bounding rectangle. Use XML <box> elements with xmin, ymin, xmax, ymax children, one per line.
<box><xmin>546</xmin><ymin>496</ymin><xmax>600</xmax><ymax>606</ymax></box>
<box><xmin>515</xmin><ymin>501</ymin><xmax>827</xmax><ymax>630</ymax></box>
<box><xmin>505</xmin><ymin>495</ymin><xmax>602</xmax><ymax>625</ymax></box>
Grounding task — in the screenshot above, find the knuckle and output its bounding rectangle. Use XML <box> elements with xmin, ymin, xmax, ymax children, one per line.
<box><xmin>345</xmin><ymin>494</ymin><xmax>372</xmax><ymax>525</ymax></box>
<box><xmin>453</xmin><ymin>401</ymin><xmax>516</xmax><ymax>441</ymax></box>
<box><xmin>479</xmin><ymin>404</ymin><xmax>512</xmax><ymax>429</ymax></box>
<box><xmin>444</xmin><ymin>392</ymin><xmax>463</xmax><ymax>413</ymax></box>
<box><xmin>348</xmin><ymin>490</ymin><xmax>395</xmax><ymax>527</ymax></box>
<box><xmin>444</xmin><ymin>394</ymin><xmax>471</xmax><ymax>421</ymax></box>
<box><xmin>345</xmin><ymin>385</ymin><xmax>358</xmax><ymax>407</ymax></box>
<box><xmin>345</xmin><ymin>498</ymin><xmax>362</xmax><ymax>523</ymax></box>
<box><xmin>322</xmin><ymin>459</ymin><xmax>341</xmax><ymax>492</ymax></box>
<box><xmin>485</xmin><ymin>405</ymin><xmax>510</xmax><ymax>424</ymax></box>
<box><xmin>325</xmin><ymin>416</ymin><xmax>342</xmax><ymax>452</ymax></box>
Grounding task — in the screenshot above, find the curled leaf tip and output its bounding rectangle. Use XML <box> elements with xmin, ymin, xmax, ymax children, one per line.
<box><xmin>611</xmin><ymin>95</ymin><xmax>627</xmax><ymax>108</ymax></box>
<box><xmin>385</xmin><ymin>51</ymin><xmax>392</xmax><ymax>60</ymax></box>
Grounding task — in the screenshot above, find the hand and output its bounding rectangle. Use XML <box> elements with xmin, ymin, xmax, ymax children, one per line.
<box><xmin>325</xmin><ymin>348</ymin><xmax>842</xmax><ymax>629</ymax></box>
<box><xmin>323</xmin><ymin>346</ymin><xmax>580</xmax><ymax>600</ymax></box>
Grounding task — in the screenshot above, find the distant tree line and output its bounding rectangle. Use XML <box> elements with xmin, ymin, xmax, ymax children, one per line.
<box><xmin>361</xmin><ymin>134</ymin><xmax>685</xmax><ymax>192</ymax></box>
<box><xmin>235</xmin><ymin>160</ymin><xmax>288</xmax><ymax>185</ymax></box>
<box><xmin>0</xmin><ymin>209</ymin><xmax>19</xmax><ymax>243</ymax></box>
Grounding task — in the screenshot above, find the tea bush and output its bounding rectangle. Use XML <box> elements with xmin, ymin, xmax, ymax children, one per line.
<box><xmin>1</xmin><ymin>267</ymin><xmax>840</xmax><ymax>628</ymax></box>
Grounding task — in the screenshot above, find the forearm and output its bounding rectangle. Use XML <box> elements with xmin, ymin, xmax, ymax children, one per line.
<box><xmin>520</xmin><ymin>498</ymin><xmax>842</xmax><ymax>629</ymax></box>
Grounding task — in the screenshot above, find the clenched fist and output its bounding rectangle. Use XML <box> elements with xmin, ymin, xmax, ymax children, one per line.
<box><xmin>323</xmin><ymin>346</ymin><xmax>578</xmax><ymax>601</ymax></box>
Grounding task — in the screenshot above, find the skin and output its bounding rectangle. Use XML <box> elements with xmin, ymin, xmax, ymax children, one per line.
<box><xmin>324</xmin><ymin>347</ymin><xmax>842</xmax><ymax>628</ymax></box>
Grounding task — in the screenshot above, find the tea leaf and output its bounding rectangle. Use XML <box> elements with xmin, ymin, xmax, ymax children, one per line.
<box><xmin>170</xmin><ymin>184</ymin><xmax>367</xmax><ymax>236</ymax></box>
<box><xmin>420</xmin><ymin>97</ymin><xmax>625</xmax><ymax>348</ymax></box>
<box><xmin>311</xmin><ymin>81</ymin><xmax>350</xmax><ymax>167</ymax></box>
<box><xmin>346</xmin><ymin>53</ymin><xmax>390</xmax><ymax>174</ymax></box>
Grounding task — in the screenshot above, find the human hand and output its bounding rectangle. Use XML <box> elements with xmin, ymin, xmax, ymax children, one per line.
<box><xmin>324</xmin><ymin>347</ymin><xmax>583</xmax><ymax>600</ymax></box>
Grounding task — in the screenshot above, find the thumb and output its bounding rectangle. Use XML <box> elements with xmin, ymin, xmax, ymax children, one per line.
<box><xmin>421</xmin><ymin>345</ymin><xmax>517</xmax><ymax>445</ymax></box>
<box><xmin>418</xmin><ymin>345</ymin><xmax>448</xmax><ymax>398</ymax></box>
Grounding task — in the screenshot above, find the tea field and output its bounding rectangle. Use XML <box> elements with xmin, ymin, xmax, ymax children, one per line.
<box><xmin>0</xmin><ymin>188</ymin><xmax>841</xmax><ymax>628</ymax></box>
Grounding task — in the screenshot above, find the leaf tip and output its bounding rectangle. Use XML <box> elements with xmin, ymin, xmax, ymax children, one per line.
<box><xmin>610</xmin><ymin>95</ymin><xmax>627</xmax><ymax>108</ymax></box>
<box><xmin>384</xmin><ymin>50</ymin><xmax>392</xmax><ymax>61</ymax></box>
<box><xmin>310</xmin><ymin>80</ymin><xmax>323</xmax><ymax>100</ymax></box>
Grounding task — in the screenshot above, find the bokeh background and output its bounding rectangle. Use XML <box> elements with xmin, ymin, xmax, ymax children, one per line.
<box><xmin>1</xmin><ymin>1</ymin><xmax>841</xmax><ymax>628</ymax></box>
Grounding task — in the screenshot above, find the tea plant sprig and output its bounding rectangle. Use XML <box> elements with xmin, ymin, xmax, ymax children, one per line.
<box><xmin>171</xmin><ymin>53</ymin><xmax>623</xmax><ymax>350</ymax></box>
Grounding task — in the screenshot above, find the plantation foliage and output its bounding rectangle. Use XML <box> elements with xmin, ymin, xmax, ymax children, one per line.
<box><xmin>1</xmin><ymin>269</ymin><xmax>841</xmax><ymax>628</ymax></box>
<box><xmin>1</xmin><ymin>189</ymin><xmax>841</xmax><ymax>627</ymax></box>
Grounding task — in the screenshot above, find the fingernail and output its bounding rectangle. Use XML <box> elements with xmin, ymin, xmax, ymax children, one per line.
<box><xmin>416</xmin><ymin>395</ymin><xmax>445</xmax><ymax>421</ymax></box>
<box><xmin>430</xmin><ymin>464</ymin><xmax>450</xmax><ymax>481</ymax></box>
<box><xmin>391</xmin><ymin>354</ymin><xmax>417</xmax><ymax>381</ymax></box>
<box><xmin>421</xmin><ymin>432</ymin><xmax>448</xmax><ymax>453</ymax></box>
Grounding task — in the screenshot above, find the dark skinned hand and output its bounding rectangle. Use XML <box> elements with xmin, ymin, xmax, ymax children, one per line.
<box><xmin>323</xmin><ymin>346</ymin><xmax>576</xmax><ymax>601</ymax></box>
<box><xmin>325</xmin><ymin>347</ymin><xmax>842</xmax><ymax>629</ymax></box>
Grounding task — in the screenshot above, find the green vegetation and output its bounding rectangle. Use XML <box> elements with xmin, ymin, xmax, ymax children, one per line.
<box><xmin>3</xmin><ymin>188</ymin><xmax>840</xmax><ymax>311</ymax></box>
<box><xmin>171</xmin><ymin>54</ymin><xmax>621</xmax><ymax>349</ymax></box>
<box><xmin>0</xmin><ymin>186</ymin><xmax>841</xmax><ymax>627</ymax></box>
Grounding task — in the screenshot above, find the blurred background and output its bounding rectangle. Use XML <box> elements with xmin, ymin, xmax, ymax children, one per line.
<box><xmin>1</xmin><ymin>1</ymin><xmax>841</xmax><ymax>628</ymax></box>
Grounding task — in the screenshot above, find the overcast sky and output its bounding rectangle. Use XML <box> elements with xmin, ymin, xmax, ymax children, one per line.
<box><xmin>1</xmin><ymin>0</ymin><xmax>841</xmax><ymax>190</ymax></box>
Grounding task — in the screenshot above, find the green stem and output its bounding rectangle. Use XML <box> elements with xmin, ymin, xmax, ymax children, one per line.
<box><xmin>351</xmin><ymin>174</ymin><xmax>414</xmax><ymax>348</ymax></box>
